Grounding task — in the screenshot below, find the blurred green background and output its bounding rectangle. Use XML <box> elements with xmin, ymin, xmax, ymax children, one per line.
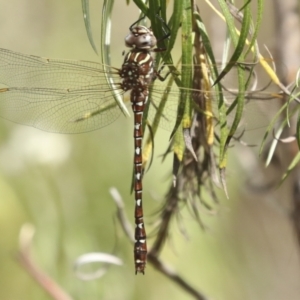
<box><xmin>0</xmin><ymin>1</ymin><xmax>300</xmax><ymax>300</ymax></box>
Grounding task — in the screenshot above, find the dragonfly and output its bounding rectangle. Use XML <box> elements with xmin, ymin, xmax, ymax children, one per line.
<box><xmin>0</xmin><ymin>22</ymin><xmax>286</xmax><ymax>274</ymax></box>
<box><xmin>0</xmin><ymin>21</ymin><xmax>169</xmax><ymax>275</ymax></box>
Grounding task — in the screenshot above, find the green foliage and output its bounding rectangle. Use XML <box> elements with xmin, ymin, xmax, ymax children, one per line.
<box><xmin>1</xmin><ymin>0</ymin><xmax>300</xmax><ymax>299</ymax></box>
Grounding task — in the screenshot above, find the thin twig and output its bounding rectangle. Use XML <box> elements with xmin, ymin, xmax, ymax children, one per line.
<box><xmin>111</xmin><ymin>187</ymin><xmax>209</xmax><ymax>300</ymax></box>
<box><xmin>147</xmin><ymin>254</ymin><xmax>209</xmax><ymax>300</ymax></box>
<box><xmin>17</xmin><ymin>224</ymin><xmax>73</xmax><ymax>300</ymax></box>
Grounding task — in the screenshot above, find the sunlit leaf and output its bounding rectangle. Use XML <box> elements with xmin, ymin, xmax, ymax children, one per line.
<box><xmin>81</xmin><ymin>0</ymin><xmax>98</xmax><ymax>54</ymax></box>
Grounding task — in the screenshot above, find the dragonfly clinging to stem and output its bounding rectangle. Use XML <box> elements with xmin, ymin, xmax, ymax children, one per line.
<box><xmin>0</xmin><ymin>16</ymin><xmax>290</xmax><ymax>274</ymax></box>
<box><xmin>0</xmin><ymin>16</ymin><xmax>172</xmax><ymax>274</ymax></box>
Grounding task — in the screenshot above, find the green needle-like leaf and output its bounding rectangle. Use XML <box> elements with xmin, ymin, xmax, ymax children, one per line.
<box><xmin>82</xmin><ymin>0</ymin><xmax>98</xmax><ymax>54</ymax></box>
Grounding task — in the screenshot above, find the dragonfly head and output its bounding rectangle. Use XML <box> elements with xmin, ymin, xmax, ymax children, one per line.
<box><xmin>125</xmin><ymin>25</ymin><xmax>157</xmax><ymax>50</ymax></box>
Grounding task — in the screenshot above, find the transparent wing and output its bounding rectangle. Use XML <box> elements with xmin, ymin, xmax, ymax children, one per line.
<box><xmin>147</xmin><ymin>67</ymin><xmax>285</xmax><ymax>138</ymax></box>
<box><xmin>0</xmin><ymin>48</ymin><xmax>119</xmax><ymax>88</ymax></box>
<box><xmin>0</xmin><ymin>48</ymin><xmax>122</xmax><ymax>133</ymax></box>
<box><xmin>0</xmin><ymin>87</ymin><xmax>123</xmax><ymax>133</ymax></box>
<box><xmin>0</xmin><ymin>48</ymin><xmax>290</xmax><ymax>137</ymax></box>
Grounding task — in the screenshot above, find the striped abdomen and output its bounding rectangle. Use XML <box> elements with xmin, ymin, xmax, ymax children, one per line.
<box><xmin>120</xmin><ymin>48</ymin><xmax>155</xmax><ymax>274</ymax></box>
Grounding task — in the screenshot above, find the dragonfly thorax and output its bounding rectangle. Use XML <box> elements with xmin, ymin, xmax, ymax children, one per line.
<box><xmin>120</xmin><ymin>50</ymin><xmax>155</xmax><ymax>92</ymax></box>
<box><xmin>125</xmin><ymin>25</ymin><xmax>157</xmax><ymax>50</ymax></box>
